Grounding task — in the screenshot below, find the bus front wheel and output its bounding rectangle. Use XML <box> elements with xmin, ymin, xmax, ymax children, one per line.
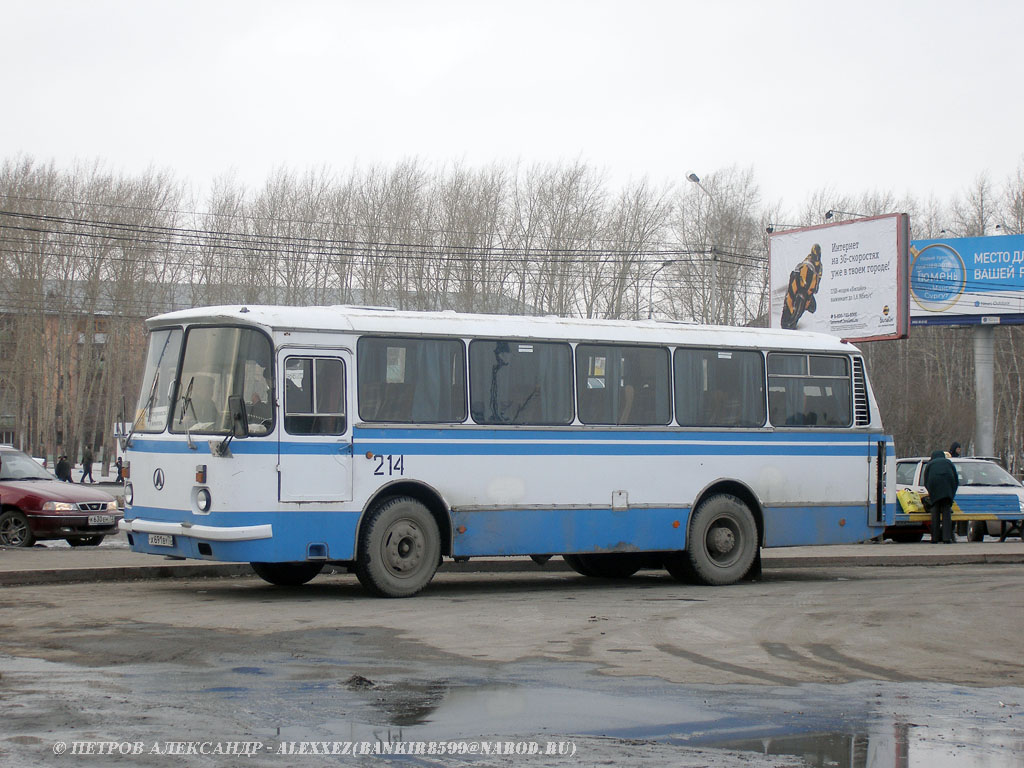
<box><xmin>251</xmin><ymin>561</ymin><xmax>325</xmax><ymax>586</ymax></box>
<box><xmin>356</xmin><ymin>496</ymin><xmax>441</xmax><ymax>598</ymax></box>
<box><xmin>666</xmin><ymin>494</ymin><xmax>757</xmax><ymax>586</ymax></box>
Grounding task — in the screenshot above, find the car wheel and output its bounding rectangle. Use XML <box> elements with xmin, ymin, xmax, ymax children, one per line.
<box><xmin>668</xmin><ymin>494</ymin><xmax>758</xmax><ymax>586</ymax></box>
<box><xmin>250</xmin><ymin>561</ymin><xmax>325</xmax><ymax>586</ymax></box>
<box><xmin>0</xmin><ymin>511</ymin><xmax>36</xmax><ymax>548</ymax></box>
<box><xmin>355</xmin><ymin>496</ymin><xmax>440</xmax><ymax>597</ymax></box>
<box><xmin>67</xmin><ymin>535</ymin><xmax>105</xmax><ymax>547</ymax></box>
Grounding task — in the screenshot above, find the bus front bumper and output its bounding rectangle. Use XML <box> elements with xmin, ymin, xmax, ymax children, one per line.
<box><xmin>119</xmin><ymin>518</ymin><xmax>273</xmax><ymax>542</ymax></box>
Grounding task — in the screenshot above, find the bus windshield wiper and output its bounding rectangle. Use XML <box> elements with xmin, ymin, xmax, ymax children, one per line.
<box><xmin>120</xmin><ymin>331</ymin><xmax>175</xmax><ymax>451</ymax></box>
<box><xmin>176</xmin><ymin>376</ymin><xmax>198</xmax><ymax>450</ymax></box>
<box><xmin>177</xmin><ymin>376</ymin><xmax>195</xmax><ymax>424</ymax></box>
<box><xmin>121</xmin><ymin>370</ymin><xmax>160</xmax><ymax>451</ymax></box>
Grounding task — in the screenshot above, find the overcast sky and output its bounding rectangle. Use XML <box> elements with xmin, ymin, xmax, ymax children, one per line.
<box><xmin>4</xmin><ymin>0</ymin><xmax>1021</xmax><ymax>214</ymax></box>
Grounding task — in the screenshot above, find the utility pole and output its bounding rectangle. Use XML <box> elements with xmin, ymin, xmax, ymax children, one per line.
<box><xmin>687</xmin><ymin>172</ymin><xmax>719</xmax><ymax>324</ymax></box>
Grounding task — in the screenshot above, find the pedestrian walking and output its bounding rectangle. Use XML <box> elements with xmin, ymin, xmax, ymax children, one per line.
<box><xmin>923</xmin><ymin>448</ymin><xmax>959</xmax><ymax>544</ymax></box>
<box><xmin>80</xmin><ymin>447</ymin><xmax>95</xmax><ymax>484</ymax></box>
<box><xmin>115</xmin><ymin>456</ymin><xmax>124</xmax><ymax>484</ymax></box>
<box><xmin>949</xmin><ymin>441</ymin><xmax>962</xmax><ymax>458</ymax></box>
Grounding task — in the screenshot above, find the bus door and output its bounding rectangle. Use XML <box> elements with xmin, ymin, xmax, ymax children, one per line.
<box><xmin>869</xmin><ymin>437</ymin><xmax>887</xmax><ymax>526</ymax></box>
<box><xmin>277</xmin><ymin>350</ymin><xmax>353</xmax><ymax>502</ymax></box>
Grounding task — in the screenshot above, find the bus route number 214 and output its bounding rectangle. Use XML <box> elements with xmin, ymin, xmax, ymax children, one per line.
<box><xmin>373</xmin><ymin>454</ymin><xmax>405</xmax><ymax>476</ymax></box>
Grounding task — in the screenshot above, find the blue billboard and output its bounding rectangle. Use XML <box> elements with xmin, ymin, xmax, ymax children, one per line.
<box><xmin>909</xmin><ymin>233</ymin><xmax>1024</xmax><ymax>325</ymax></box>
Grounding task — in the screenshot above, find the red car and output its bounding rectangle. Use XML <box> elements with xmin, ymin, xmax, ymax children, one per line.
<box><xmin>0</xmin><ymin>445</ymin><xmax>121</xmax><ymax>547</ymax></box>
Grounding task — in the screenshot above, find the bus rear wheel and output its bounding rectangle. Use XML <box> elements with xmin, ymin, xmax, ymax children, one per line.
<box><xmin>666</xmin><ymin>494</ymin><xmax>757</xmax><ymax>586</ymax></box>
<box><xmin>355</xmin><ymin>496</ymin><xmax>440</xmax><ymax>598</ymax></box>
<box><xmin>251</xmin><ymin>561</ymin><xmax>325</xmax><ymax>586</ymax></box>
<box><xmin>563</xmin><ymin>553</ymin><xmax>644</xmax><ymax>578</ymax></box>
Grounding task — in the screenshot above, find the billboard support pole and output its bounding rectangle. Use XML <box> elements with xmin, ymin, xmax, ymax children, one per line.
<box><xmin>973</xmin><ymin>324</ymin><xmax>995</xmax><ymax>457</ymax></box>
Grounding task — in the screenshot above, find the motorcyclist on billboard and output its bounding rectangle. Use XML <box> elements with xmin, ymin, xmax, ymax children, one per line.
<box><xmin>781</xmin><ymin>243</ymin><xmax>823</xmax><ymax>330</ymax></box>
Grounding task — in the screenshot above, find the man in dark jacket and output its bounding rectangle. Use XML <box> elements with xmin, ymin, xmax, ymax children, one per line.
<box><xmin>55</xmin><ymin>455</ymin><xmax>72</xmax><ymax>482</ymax></box>
<box><xmin>923</xmin><ymin>449</ymin><xmax>959</xmax><ymax>543</ymax></box>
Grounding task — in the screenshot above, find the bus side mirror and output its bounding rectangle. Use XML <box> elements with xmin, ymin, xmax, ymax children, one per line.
<box><xmin>228</xmin><ymin>395</ymin><xmax>249</xmax><ymax>438</ymax></box>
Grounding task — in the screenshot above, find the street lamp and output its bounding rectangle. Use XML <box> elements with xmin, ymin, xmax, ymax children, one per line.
<box><xmin>647</xmin><ymin>259</ymin><xmax>677</xmax><ymax>319</ymax></box>
<box><xmin>687</xmin><ymin>172</ymin><xmax>719</xmax><ymax>323</ymax></box>
<box><xmin>824</xmin><ymin>209</ymin><xmax>867</xmax><ymax>221</ymax></box>
<box><xmin>686</xmin><ymin>172</ymin><xmax>714</xmax><ymax>200</ymax></box>
<box><xmin>765</xmin><ymin>223</ymin><xmax>801</xmax><ymax>234</ymax></box>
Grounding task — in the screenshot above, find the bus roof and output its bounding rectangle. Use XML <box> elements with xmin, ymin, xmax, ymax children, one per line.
<box><xmin>147</xmin><ymin>304</ymin><xmax>859</xmax><ymax>353</ymax></box>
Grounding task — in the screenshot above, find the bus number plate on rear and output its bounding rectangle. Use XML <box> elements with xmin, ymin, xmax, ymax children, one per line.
<box><xmin>148</xmin><ymin>533</ymin><xmax>174</xmax><ymax>547</ymax></box>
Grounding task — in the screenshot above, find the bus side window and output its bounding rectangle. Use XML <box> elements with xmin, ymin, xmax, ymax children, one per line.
<box><xmin>767</xmin><ymin>353</ymin><xmax>852</xmax><ymax>428</ymax></box>
<box><xmin>470</xmin><ymin>340</ymin><xmax>572</xmax><ymax>426</ymax></box>
<box><xmin>576</xmin><ymin>344</ymin><xmax>669</xmax><ymax>426</ymax></box>
<box><xmin>284</xmin><ymin>357</ymin><xmax>346</xmax><ymax>435</ymax></box>
<box><xmin>358</xmin><ymin>336</ymin><xmax>467</xmax><ymax>424</ymax></box>
<box><xmin>676</xmin><ymin>348</ymin><xmax>765</xmax><ymax>428</ymax></box>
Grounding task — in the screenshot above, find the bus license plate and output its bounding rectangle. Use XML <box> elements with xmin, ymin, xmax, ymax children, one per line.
<box><xmin>148</xmin><ymin>533</ymin><xmax>174</xmax><ymax>547</ymax></box>
<box><xmin>88</xmin><ymin>514</ymin><xmax>115</xmax><ymax>525</ymax></box>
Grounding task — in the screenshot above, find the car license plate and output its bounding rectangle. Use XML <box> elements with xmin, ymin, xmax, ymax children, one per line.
<box><xmin>88</xmin><ymin>514</ymin><xmax>115</xmax><ymax>525</ymax></box>
<box><xmin>148</xmin><ymin>533</ymin><xmax>174</xmax><ymax>547</ymax></box>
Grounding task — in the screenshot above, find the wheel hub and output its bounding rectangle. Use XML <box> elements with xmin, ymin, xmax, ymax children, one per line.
<box><xmin>707</xmin><ymin>525</ymin><xmax>736</xmax><ymax>556</ymax></box>
<box><xmin>383</xmin><ymin>521</ymin><xmax>424</xmax><ymax>574</ymax></box>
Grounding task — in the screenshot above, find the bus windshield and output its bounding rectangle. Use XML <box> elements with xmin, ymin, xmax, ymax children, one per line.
<box><xmin>133</xmin><ymin>328</ymin><xmax>183</xmax><ymax>433</ymax></box>
<box><xmin>169</xmin><ymin>326</ymin><xmax>274</xmax><ymax>436</ymax></box>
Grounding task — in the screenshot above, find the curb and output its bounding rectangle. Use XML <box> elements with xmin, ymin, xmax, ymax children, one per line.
<box><xmin>763</xmin><ymin>552</ymin><xmax>1024</xmax><ymax>568</ymax></box>
<box><xmin>2</xmin><ymin>550</ymin><xmax>1023</xmax><ymax>586</ymax></box>
<box><xmin>0</xmin><ymin>563</ymin><xmax>254</xmax><ymax>587</ymax></box>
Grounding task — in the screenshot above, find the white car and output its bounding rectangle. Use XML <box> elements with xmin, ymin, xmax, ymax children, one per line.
<box><xmin>891</xmin><ymin>457</ymin><xmax>1024</xmax><ymax>542</ymax></box>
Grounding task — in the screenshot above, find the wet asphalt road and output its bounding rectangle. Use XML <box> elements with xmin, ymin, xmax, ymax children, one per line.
<box><xmin>1</xmin><ymin>563</ymin><xmax>1022</xmax><ymax>767</ymax></box>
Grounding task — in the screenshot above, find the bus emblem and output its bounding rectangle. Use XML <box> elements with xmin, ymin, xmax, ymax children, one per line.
<box><xmin>153</xmin><ymin>468</ymin><xmax>165</xmax><ymax>491</ymax></box>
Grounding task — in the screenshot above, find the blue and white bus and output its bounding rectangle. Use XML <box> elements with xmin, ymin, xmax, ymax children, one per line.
<box><xmin>119</xmin><ymin>305</ymin><xmax>895</xmax><ymax>596</ymax></box>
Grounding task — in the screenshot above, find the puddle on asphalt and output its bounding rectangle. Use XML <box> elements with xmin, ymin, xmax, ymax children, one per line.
<box><xmin>270</xmin><ymin>676</ymin><xmax>1022</xmax><ymax>768</ymax></box>
<box><xmin>116</xmin><ymin>650</ymin><xmax>1023</xmax><ymax>767</ymax></box>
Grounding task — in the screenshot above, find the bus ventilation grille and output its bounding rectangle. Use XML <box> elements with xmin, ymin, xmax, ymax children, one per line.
<box><xmin>853</xmin><ymin>357</ymin><xmax>871</xmax><ymax>426</ymax></box>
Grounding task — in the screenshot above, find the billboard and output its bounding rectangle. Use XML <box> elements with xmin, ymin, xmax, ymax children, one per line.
<box><xmin>909</xmin><ymin>233</ymin><xmax>1024</xmax><ymax>325</ymax></box>
<box><xmin>768</xmin><ymin>213</ymin><xmax>909</xmax><ymax>341</ymax></box>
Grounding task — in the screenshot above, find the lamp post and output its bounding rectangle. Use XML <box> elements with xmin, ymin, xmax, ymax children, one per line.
<box><xmin>687</xmin><ymin>172</ymin><xmax>719</xmax><ymax>323</ymax></box>
<box><xmin>647</xmin><ymin>259</ymin><xmax>677</xmax><ymax>319</ymax></box>
<box><xmin>824</xmin><ymin>209</ymin><xmax>867</xmax><ymax>221</ymax></box>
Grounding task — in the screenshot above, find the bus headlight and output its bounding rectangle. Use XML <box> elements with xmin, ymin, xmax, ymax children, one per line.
<box><xmin>196</xmin><ymin>488</ymin><xmax>212</xmax><ymax>513</ymax></box>
<box><xmin>124</xmin><ymin>483</ymin><xmax>134</xmax><ymax>506</ymax></box>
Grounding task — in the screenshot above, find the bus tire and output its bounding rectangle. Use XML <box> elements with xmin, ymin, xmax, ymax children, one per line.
<box><xmin>251</xmin><ymin>561</ymin><xmax>324</xmax><ymax>586</ymax></box>
<box><xmin>663</xmin><ymin>552</ymin><xmax>698</xmax><ymax>583</ymax></box>
<box><xmin>563</xmin><ymin>554</ymin><xmax>598</xmax><ymax>576</ymax></box>
<box><xmin>677</xmin><ymin>494</ymin><xmax>758</xmax><ymax>586</ymax></box>
<box><xmin>355</xmin><ymin>496</ymin><xmax>440</xmax><ymax>598</ymax></box>
<box><xmin>564</xmin><ymin>553</ymin><xmax>643</xmax><ymax>578</ymax></box>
